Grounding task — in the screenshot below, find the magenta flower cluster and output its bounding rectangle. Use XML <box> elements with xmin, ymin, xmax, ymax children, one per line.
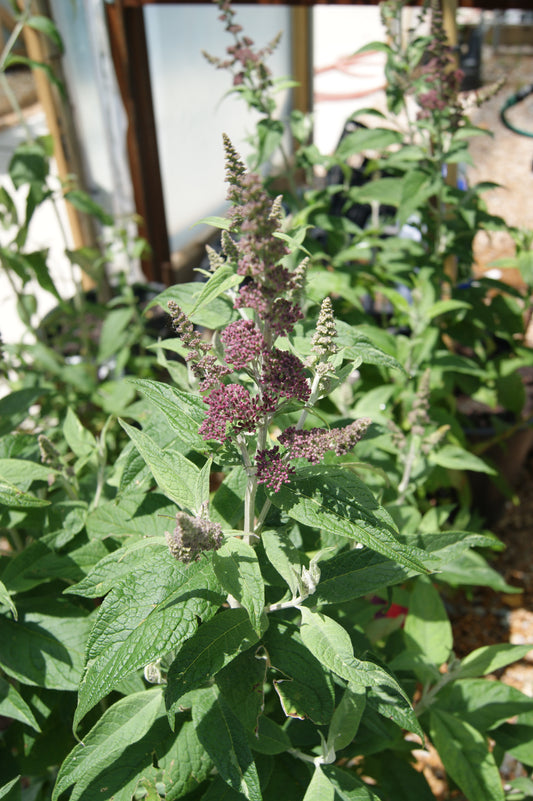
<box><xmin>255</xmin><ymin>418</ymin><xmax>372</xmax><ymax>491</ymax></box>
<box><xmin>168</xmin><ymin>135</ymin><xmax>370</xmax><ymax>492</ymax></box>
<box><xmin>203</xmin><ymin>0</ymin><xmax>280</xmax><ymax>110</ymax></box>
<box><xmin>415</xmin><ymin>5</ymin><xmax>464</xmax><ymax>126</ymax></box>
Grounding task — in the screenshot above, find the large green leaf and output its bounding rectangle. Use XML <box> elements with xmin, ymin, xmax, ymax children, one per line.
<box><xmin>315</xmin><ymin>530</ymin><xmax>489</xmax><ymax>604</ymax></box>
<box><xmin>0</xmin><ymin>676</ymin><xmax>40</xmax><ymax>731</ymax></box>
<box><xmin>0</xmin><ymin>599</ymin><xmax>91</xmax><ymax>691</ymax></box>
<box><xmin>85</xmin><ymin>492</ymin><xmax>175</xmax><ymax>540</ymax></box>
<box><xmin>268</xmin><ymin>466</ymin><xmax>429</xmax><ymax>574</ymax></box>
<box><xmin>300</xmin><ymin>609</ymin><xmax>422</xmax><ymax>738</ymax></box>
<box><xmin>326</xmin><ymin>687</ymin><xmax>366</xmax><ymax>756</ymax></box>
<box><xmin>335</xmin><ymin>127</ymin><xmax>402</xmax><ymax>159</ymax></box>
<box><xmin>53</xmin><ymin>689</ymin><xmax>165</xmax><ymax>801</ymax></box>
<box><xmin>148</xmin><ymin>283</ymin><xmax>236</xmax><ymax>328</ymax></box>
<box><xmin>263</xmin><ymin>619</ymin><xmax>334</xmax><ymax>725</ymax></box>
<box><xmin>403</xmin><ymin>575</ymin><xmax>453</xmax><ymax>679</ymax></box>
<box><xmin>435</xmin><ymin>679</ymin><xmax>533</xmax><ymax>732</ymax></box>
<box><xmin>429</xmin><ymin>708</ymin><xmax>505</xmax><ymax>801</ymax></box>
<box><xmin>193</xmin><ymin>686</ymin><xmax>262</xmax><ymax>801</ymax></box>
<box><xmin>261</xmin><ymin>528</ymin><xmax>303</xmax><ymax>597</ymax></box>
<box><xmin>429</xmin><ymin>445</ymin><xmax>496</xmax><ymax>475</ymax></box>
<box><xmin>303</xmin><ymin>766</ymin><xmax>334</xmax><ymax>801</ymax></box>
<box><xmin>213</xmin><ymin>538</ymin><xmax>265</xmax><ymax>634</ymax></box>
<box><xmin>321</xmin><ymin>766</ymin><xmax>378</xmax><ymax>800</ymax></box>
<box><xmin>74</xmin><ymin>553</ymin><xmax>224</xmax><ymax>730</ymax></box>
<box><xmin>65</xmin><ymin>539</ymin><xmax>167</xmax><ymax>598</ymax></box>
<box><xmin>165</xmin><ymin>608</ymin><xmax>259</xmax><ymax>718</ymax></box>
<box><xmin>457</xmin><ymin>643</ymin><xmax>533</xmax><ymax>679</ymax></box>
<box><xmin>188</xmin><ymin>265</ymin><xmax>242</xmax><ymax>316</ymax></box>
<box><xmin>0</xmin><ymin>479</ymin><xmax>50</xmax><ymax>509</ymax></box>
<box><xmin>216</xmin><ymin>649</ymin><xmax>268</xmax><ymax>732</ymax></box>
<box><xmin>158</xmin><ymin>719</ymin><xmax>213</xmax><ymax>800</ymax></box>
<box><xmin>119</xmin><ymin>419</ymin><xmax>199</xmax><ymax>511</ymax></box>
<box><xmin>128</xmin><ymin>379</ymin><xmax>207</xmax><ymax>450</ymax></box>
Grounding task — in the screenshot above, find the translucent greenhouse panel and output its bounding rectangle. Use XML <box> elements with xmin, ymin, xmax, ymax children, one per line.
<box><xmin>312</xmin><ymin>6</ymin><xmax>387</xmax><ymax>156</ymax></box>
<box><xmin>144</xmin><ymin>3</ymin><xmax>292</xmax><ymax>254</ymax></box>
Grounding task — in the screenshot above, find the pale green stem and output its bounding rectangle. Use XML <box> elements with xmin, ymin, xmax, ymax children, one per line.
<box><xmin>397</xmin><ymin>435</ymin><xmax>419</xmax><ymax>502</ymax></box>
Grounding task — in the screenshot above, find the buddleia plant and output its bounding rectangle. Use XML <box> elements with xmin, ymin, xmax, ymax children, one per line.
<box><xmin>50</xmin><ymin>136</ymin><xmax>528</xmax><ymax>801</ymax></box>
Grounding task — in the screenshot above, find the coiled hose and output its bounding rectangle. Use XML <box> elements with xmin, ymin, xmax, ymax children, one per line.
<box><xmin>500</xmin><ymin>82</ymin><xmax>533</xmax><ymax>137</ymax></box>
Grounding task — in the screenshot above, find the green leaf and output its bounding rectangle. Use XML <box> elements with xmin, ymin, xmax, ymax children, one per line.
<box><xmin>348</xmin><ymin>177</ymin><xmax>402</xmax><ymax>207</ymax></box>
<box><xmin>335</xmin><ymin>127</ymin><xmax>402</xmax><ymax>160</ymax></box>
<box><xmin>263</xmin><ymin>619</ymin><xmax>334</xmax><ymax>724</ymax></box>
<box><xmin>326</xmin><ymin>687</ymin><xmax>366</xmax><ymax>755</ymax></box>
<box><xmin>213</xmin><ymin>538</ymin><xmax>265</xmax><ymax>634</ymax></box>
<box><xmin>63</xmin><ymin>189</ymin><xmax>113</xmax><ymax>225</ymax></box>
<box><xmin>321</xmin><ymin>765</ymin><xmax>378</xmax><ymax>800</ymax></box>
<box><xmin>429</xmin><ymin>445</ymin><xmax>496</xmax><ymax>475</ymax></box>
<box><xmin>211</xmin><ymin>466</ymin><xmax>247</xmax><ymax>527</ymax></box>
<box><xmin>429</xmin><ymin>708</ymin><xmax>505</xmax><ymax>801</ymax></box>
<box><xmin>425</xmin><ymin>299</ymin><xmax>471</xmax><ymax>320</ymax></box>
<box><xmin>128</xmin><ymin>379</ymin><xmax>207</xmax><ymax>450</ymax></box>
<box><xmin>0</xmin><ymin>777</ymin><xmax>20</xmax><ymax>801</ymax></box>
<box><xmin>63</xmin><ymin>408</ymin><xmax>97</xmax><ymax>460</ymax></box>
<box><xmin>254</xmin><ymin>117</ymin><xmax>284</xmax><ymax>167</ymax></box>
<box><xmin>303</xmin><ymin>767</ymin><xmax>334</xmax><ymax>801</ymax></box>
<box><xmin>0</xmin><ymin>598</ymin><xmax>91</xmax><ymax>690</ymax></box>
<box><xmin>437</xmin><ymin>549</ymin><xmax>519</xmax><ymax>593</ymax></box>
<box><xmin>249</xmin><ymin>716</ymin><xmax>292</xmax><ymax>755</ymax></box>
<box><xmin>0</xmin><ymin>676</ymin><xmax>40</xmax><ymax>731</ymax></box>
<box><xmin>74</xmin><ymin>553</ymin><xmax>224</xmax><ymax>729</ymax></box>
<box><xmin>0</xmin><ymin>479</ymin><xmax>50</xmax><ymax>508</ymax></box>
<box><xmin>85</xmin><ymin>492</ymin><xmax>175</xmax><ymax>541</ymax></box>
<box><xmin>119</xmin><ymin>419</ymin><xmax>199</xmax><ymax>511</ymax></box>
<box><xmin>196</xmin><ymin>215</ymin><xmax>232</xmax><ymax>230</ymax></box>
<box><xmin>165</xmin><ymin>608</ymin><xmax>259</xmax><ymax>718</ymax></box>
<box><xmin>216</xmin><ymin>649</ymin><xmax>267</xmax><ymax>732</ymax></box>
<box><xmin>97</xmin><ymin>307</ymin><xmax>134</xmax><ymax>363</ymax></box>
<box><xmin>9</xmin><ymin>142</ymin><xmax>49</xmax><ymax>188</ymax></box>
<box><xmin>65</xmin><ymin>539</ymin><xmax>168</xmax><ymax>598</ymax></box>
<box><xmin>196</xmin><ymin>457</ymin><xmax>212</xmax><ymax>512</ymax></box>
<box><xmin>0</xmin><ymin>579</ymin><xmax>16</xmax><ymax>620</ymax></box>
<box><xmin>336</xmin><ymin>322</ymin><xmax>406</xmax><ymax>373</ymax></box>
<box><xmin>53</xmin><ymin>689</ymin><xmax>165</xmax><ymax>801</ymax></box>
<box><xmin>403</xmin><ymin>575</ymin><xmax>453</xmax><ymax>678</ymax></box>
<box><xmin>261</xmin><ymin>528</ymin><xmax>303</xmax><ymax>597</ymax></box>
<box><xmin>158</xmin><ymin>719</ymin><xmax>213</xmax><ymax>800</ymax></box>
<box><xmin>268</xmin><ymin>466</ymin><xmax>429</xmax><ymax>574</ymax></box>
<box><xmin>457</xmin><ymin>643</ymin><xmax>533</xmax><ymax>679</ymax></box>
<box><xmin>315</xmin><ymin>527</ymin><xmax>480</xmax><ymax>604</ymax></box>
<box><xmin>148</xmin><ymin>283</ymin><xmax>236</xmax><ymax>328</ymax></box>
<box><xmin>26</xmin><ymin>15</ymin><xmax>64</xmax><ymax>51</ymax></box>
<box><xmin>0</xmin><ymin>388</ymin><xmax>44</xmax><ymax>437</ymax></box>
<box><xmin>193</xmin><ymin>686</ymin><xmax>262</xmax><ymax>801</ymax></box>
<box><xmin>299</xmin><ymin>609</ymin><xmax>422</xmax><ymax>738</ymax></box>
<box><xmin>188</xmin><ymin>265</ymin><xmax>242</xmax><ymax>316</ymax></box>
<box><xmin>435</xmin><ymin>679</ymin><xmax>533</xmax><ymax>732</ymax></box>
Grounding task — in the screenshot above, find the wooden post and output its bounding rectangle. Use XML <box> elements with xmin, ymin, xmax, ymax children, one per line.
<box><xmin>105</xmin><ymin>2</ymin><xmax>171</xmax><ymax>284</ymax></box>
<box><xmin>291</xmin><ymin>6</ymin><xmax>312</xmax><ymax>115</ymax></box>
<box><xmin>20</xmin><ymin>0</ymin><xmax>100</xmax><ymax>289</ymax></box>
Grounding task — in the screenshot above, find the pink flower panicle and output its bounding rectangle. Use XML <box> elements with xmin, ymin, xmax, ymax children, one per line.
<box><xmin>220</xmin><ymin>319</ymin><xmax>265</xmax><ymax>369</ymax></box>
<box><xmin>261</xmin><ymin>348</ymin><xmax>310</xmax><ymax>403</ymax></box>
<box><xmin>255</xmin><ymin>446</ymin><xmax>295</xmax><ymax>492</ymax></box>
<box><xmin>222</xmin><ymin>136</ymin><xmax>303</xmax><ymax>338</ymax></box>
<box><xmin>256</xmin><ymin>418</ymin><xmax>371</xmax><ymax>492</ymax></box>
<box><xmin>279</xmin><ymin>418</ymin><xmax>372</xmax><ymax>465</ymax></box>
<box><xmin>415</xmin><ymin>3</ymin><xmax>464</xmax><ymax>126</ymax></box>
<box><xmin>199</xmin><ymin>383</ymin><xmax>260</xmax><ymax>443</ymax></box>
